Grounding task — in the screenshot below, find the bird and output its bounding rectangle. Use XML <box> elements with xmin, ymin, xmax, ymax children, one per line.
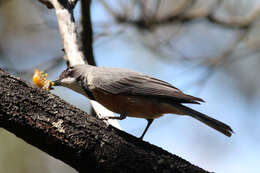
<box><xmin>52</xmin><ymin>64</ymin><xmax>233</xmax><ymax>139</ymax></box>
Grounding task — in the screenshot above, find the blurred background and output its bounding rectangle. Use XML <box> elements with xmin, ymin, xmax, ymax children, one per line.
<box><xmin>0</xmin><ymin>0</ymin><xmax>260</xmax><ymax>172</ymax></box>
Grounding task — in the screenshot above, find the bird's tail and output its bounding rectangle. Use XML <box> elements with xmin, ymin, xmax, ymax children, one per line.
<box><xmin>174</xmin><ymin>104</ymin><xmax>233</xmax><ymax>137</ymax></box>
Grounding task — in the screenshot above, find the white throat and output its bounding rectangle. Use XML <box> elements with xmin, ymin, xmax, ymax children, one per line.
<box><xmin>61</xmin><ymin>77</ymin><xmax>87</xmax><ymax>97</ymax></box>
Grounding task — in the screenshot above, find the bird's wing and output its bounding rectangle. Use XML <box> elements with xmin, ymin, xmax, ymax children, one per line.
<box><xmin>91</xmin><ymin>67</ymin><xmax>204</xmax><ymax>104</ymax></box>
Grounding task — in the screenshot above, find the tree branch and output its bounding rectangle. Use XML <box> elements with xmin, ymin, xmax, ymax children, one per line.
<box><xmin>0</xmin><ymin>69</ymin><xmax>209</xmax><ymax>173</ymax></box>
<box><xmin>102</xmin><ymin>0</ymin><xmax>259</xmax><ymax>30</ymax></box>
<box><xmin>80</xmin><ymin>0</ymin><xmax>96</xmax><ymax>66</ymax></box>
<box><xmin>46</xmin><ymin>0</ymin><xmax>85</xmax><ymax>66</ymax></box>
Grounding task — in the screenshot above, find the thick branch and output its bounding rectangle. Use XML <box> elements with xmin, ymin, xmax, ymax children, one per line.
<box><xmin>0</xmin><ymin>69</ymin><xmax>209</xmax><ymax>173</ymax></box>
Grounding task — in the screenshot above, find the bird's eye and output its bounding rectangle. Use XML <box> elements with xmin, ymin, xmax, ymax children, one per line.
<box><xmin>59</xmin><ymin>66</ymin><xmax>77</xmax><ymax>80</ymax></box>
<box><xmin>68</xmin><ymin>66</ymin><xmax>74</xmax><ymax>71</ymax></box>
<box><xmin>67</xmin><ymin>68</ymin><xmax>74</xmax><ymax>76</ymax></box>
<box><xmin>67</xmin><ymin>67</ymin><xmax>75</xmax><ymax>74</ymax></box>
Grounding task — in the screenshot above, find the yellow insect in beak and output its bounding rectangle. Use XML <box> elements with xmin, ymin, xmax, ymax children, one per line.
<box><xmin>32</xmin><ymin>69</ymin><xmax>54</xmax><ymax>91</ymax></box>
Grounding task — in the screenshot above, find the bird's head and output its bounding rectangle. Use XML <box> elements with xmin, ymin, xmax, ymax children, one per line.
<box><xmin>53</xmin><ymin>66</ymin><xmax>78</xmax><ymax>87</ymax></box>
<box><xmin>52</xmin><ymin>65</ymin><xmax>89</xmax><ymax>96</ymax></box>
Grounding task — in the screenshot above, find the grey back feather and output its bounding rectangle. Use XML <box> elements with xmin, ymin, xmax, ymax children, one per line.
<box><xmin>73</xmin><ymin>65</ymin><xmax>204</xmax><ymax>104</ymax></box>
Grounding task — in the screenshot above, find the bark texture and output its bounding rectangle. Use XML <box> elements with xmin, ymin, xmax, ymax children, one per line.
<box><xmin>0</xmin><ymin>69</ymin><xmax>209</xmax><ymax>173</ymax></box>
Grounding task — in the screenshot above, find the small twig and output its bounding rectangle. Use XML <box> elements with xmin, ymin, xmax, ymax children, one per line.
<box><xmin>172</xmin><ymin>0</ymin><xmax>196</xmax><ymax>17</ymax></box>
<box><xmin>227</xmin><ymin>39</ymin><xmax>260</xmax><ymax>64</ymax></box>
<box><xmin>99</xmin><ymin>0</ymin><xmax>118</xmax><ymax>17</ymax></box>
<box><xmin>204</xmin><ymin>29</ymin><xmax>249</xmax><ymax>67</ymax></box>
<box><xmin>125</xmin><ymin>0</ymin><xmax>138</xmax><ymax>18</ymax></box>
<box><xmin>207</xmin><ymin>5</ymin><xmax>260</xmax><ymax>29</ymax></box>
<box><xmin>100</xmin><ymin>0</ymin><xmax>259</xmax><ymax>30</ymax></box>
<box><xmin>193</xmin><ymin>66</ymin><xmax>216</xmax><ymax>95</ymax></box>
<box><xmin>153</xmin><ymin>0</ymin><xmax>161</xmax><ymax>18</ymax></box>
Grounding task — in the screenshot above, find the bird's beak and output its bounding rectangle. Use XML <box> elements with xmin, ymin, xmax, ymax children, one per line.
<box><xmin>52</xmin><ymin>79</ymin><xmax>62</xmax><ymax>86</ymax></box>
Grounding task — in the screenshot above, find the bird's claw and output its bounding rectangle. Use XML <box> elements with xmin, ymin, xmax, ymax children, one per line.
<box><xmin>100</xmin><ymin>116</ymin><xmax>109</xmax><ymax>121</ymax></box>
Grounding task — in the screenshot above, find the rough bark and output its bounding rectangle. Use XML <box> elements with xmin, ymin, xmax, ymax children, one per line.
<box><xmin>0</xmin><ymin>69</ymin><xmax>209</xmax><ymax>173</ymax></box>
